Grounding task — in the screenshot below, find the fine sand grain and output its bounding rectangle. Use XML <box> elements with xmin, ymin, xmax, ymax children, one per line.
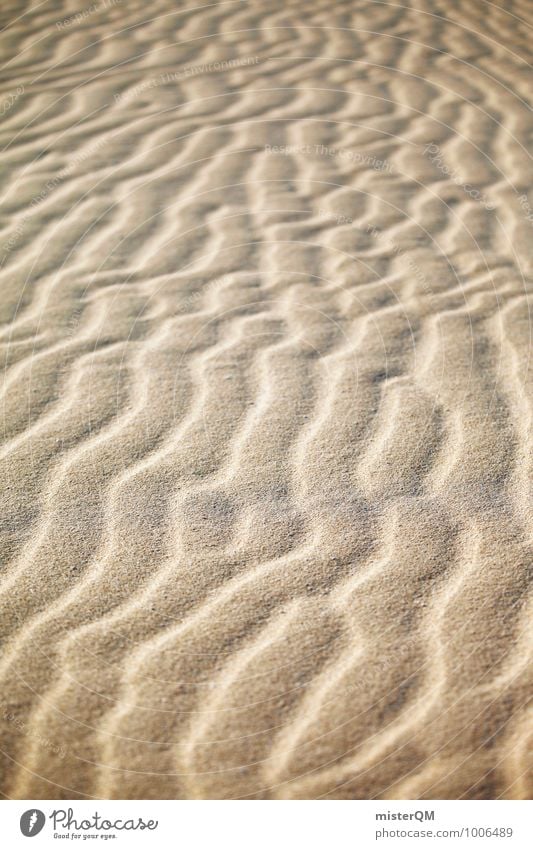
<box><xmin>0</xmin><ymin>0</ymin><xmax>532</xmax><ymax>800</ymax></box>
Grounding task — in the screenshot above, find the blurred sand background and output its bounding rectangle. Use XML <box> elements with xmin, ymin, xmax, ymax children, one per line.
<box><xmin>0</xmin><ymin>0</ymin><xmax>532</xmax><ymax>799</ymax></box>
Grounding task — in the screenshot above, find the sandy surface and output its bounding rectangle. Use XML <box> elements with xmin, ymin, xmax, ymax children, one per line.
<box><xmin>0</xmin><ymin>0</ymin><xmax>532</xmax><ymax>800</ymax></box>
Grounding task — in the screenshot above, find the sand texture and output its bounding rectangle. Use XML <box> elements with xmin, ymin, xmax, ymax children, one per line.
<box><xmin>0</xmin><ymin>0</ymin><xmax>532</xmax><ymax>800</ymax></box>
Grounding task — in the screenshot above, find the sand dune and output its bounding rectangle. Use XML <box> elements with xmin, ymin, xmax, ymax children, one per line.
<box><xmin>0</xmin><ymin>0</ymin><xmax>532</xmax><ymax>799</ymax></box>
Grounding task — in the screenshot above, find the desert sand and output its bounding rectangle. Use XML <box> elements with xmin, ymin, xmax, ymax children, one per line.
<box><xmin>0</xmin><ymin>0</ymin><xmax>532</xmax><ymax>800</ymax></box>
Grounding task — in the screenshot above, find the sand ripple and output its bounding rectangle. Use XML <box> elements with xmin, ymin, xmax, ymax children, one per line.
<box><xmin>0</xmin><ymin>0</ymin><xmax>532</xmax><ymax>799</ymax></box>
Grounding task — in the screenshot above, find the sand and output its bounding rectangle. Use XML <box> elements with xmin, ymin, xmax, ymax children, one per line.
<box><xmin>0</xmin><ymin>0</ymin><xmax>532</xmax><ymax>800</ymax></box>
